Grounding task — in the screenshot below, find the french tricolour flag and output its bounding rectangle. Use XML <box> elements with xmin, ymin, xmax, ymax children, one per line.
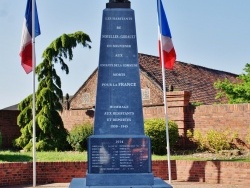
<box><xmin>19</xmin><ymin>0</ymin><xmax>41</xmax><ymax>74</ymax></box>
<box><xmin>157</xmin><ymin>0</ymin><xmax>176</xmax><ymax>70</ymax></box>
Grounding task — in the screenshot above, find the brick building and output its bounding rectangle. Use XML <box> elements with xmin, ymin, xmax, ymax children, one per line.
<box><xmin>1</xmin><ymin>53</ymin><xmax>245</xmax><ymax>149</ymax></box>
<box><xmin>68</xmin><ymin>53</ymin><xmax>238</xmax><ymax>109</ymax></box>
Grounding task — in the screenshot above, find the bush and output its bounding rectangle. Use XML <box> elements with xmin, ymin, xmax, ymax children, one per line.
<box><xmin>187</xmin><ymin>129</ymin><xmax>238</xmax><ymax>152</ymax></box>
<box><xmin>187</xmin><ymin>129</ymin><xmax>207</xmax><ymax>150</ymax></box>
<box><xmin>144</xmin><ymin>119</ymin><xmax>179</xmax><ymax>155</ymax></box>
<box><xmin>206</xmin><ymin>130</ymin><xmax>231</xmax><ymax>151</ymax></box>
<box><xmin>246</xmin><ymin>130</ymin><xmax>250</xmax><ymax>145</ymax></box>
<box><xmin>67</xmin><ymin>123</ymin><xmax>93</xmax><ymax>151</ymax></box>
<box><xmin>0</xmin><ymin>131</ymin><xmax>2</xmax><ymax>149</ymax></box>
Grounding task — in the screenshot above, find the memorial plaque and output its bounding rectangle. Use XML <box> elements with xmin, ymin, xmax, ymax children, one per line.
<box><xmin>88</xmin><ymin>137</ymin><xmax>151</xmax><ymax>173</ymax></box>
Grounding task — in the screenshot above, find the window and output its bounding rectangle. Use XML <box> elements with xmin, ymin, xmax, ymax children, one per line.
<box><xmin>141</xmin><ymin>88</ymin><xmax>150</xmax><ymax>100</ymax></box>
<box><xmin>82</xmin><ymin>93</ymin><xmax>90</xmax><ymax>104</ymax></box>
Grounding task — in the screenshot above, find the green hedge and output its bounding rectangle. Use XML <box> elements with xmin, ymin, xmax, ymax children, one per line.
<box><xmin>67</xmin><ymin>123</ymin><xmax>93</xmax><ymax>151</ymax></box>
<box><xmin>144</xmin><ymin>119</ymin><xmax>179</xmax><ymax>155</ymax></box>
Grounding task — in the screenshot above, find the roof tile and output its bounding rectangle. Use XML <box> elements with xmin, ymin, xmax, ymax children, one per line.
<box><xmin>138</xmin><ymin>53</ymin><xmax>238</xmax><ymax>105</ymax></box>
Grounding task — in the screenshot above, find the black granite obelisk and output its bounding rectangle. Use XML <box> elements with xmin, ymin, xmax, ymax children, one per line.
<box><xmin>69</xmin><ymin>1</ymin><xmax>172</xmax><ymax>187</ymax></box>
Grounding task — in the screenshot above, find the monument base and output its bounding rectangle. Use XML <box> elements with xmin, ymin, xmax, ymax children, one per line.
<box><xmin>86</xmin><ymin>173</ymin><xmax>154</xmax><ymax>186</ymax></box>
<box><xmin>69</xmin><ymin>177</ymin><xmax>173</xmax><ymax>188</ymax></box>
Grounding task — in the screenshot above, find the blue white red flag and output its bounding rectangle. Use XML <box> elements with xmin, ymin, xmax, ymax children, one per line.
<box><xmin>157</xmin><ymin>0</ymin><xmax>176</xmax><ymax>70</ymax></box>
<box><xmin>20</xmin><ymin>0</ymin><xmax>41</xmax><ymax>74</ymax></box>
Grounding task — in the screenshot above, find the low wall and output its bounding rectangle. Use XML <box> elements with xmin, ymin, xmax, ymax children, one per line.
<box><xmin>193</xmin><ymin>104</ymin><xmax>250</xmax><ymax>141</ymax></box>
<box><xmin>0</xmin><ymin>161</ymin><xmax>249</xmax><ymax>186</ymax></box>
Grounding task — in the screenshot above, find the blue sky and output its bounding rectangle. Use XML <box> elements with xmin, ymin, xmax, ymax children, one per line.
<box><xmin>0</xmin><ymin>0</ymin><xmax>250</xmax><ymax>109</ymax></box>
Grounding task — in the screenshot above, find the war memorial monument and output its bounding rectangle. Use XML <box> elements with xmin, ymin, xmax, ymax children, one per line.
<box><xmin>69</xmin><ymin>1</ymin><xmax>172</xmax><ymax>187</ymax></box>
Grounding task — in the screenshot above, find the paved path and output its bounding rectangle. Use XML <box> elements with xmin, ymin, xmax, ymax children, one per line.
<box><xmin>1</xmin><ymin>181</ymin><xmax>249</xmax><ymax>188</ymax></box>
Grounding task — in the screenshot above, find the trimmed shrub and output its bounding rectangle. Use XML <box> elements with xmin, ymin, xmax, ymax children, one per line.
<box><xmin>206</xmin><ymin>130</ymin><xmax>231</xmax><ymax>151</ymax></box>
<box><xmin>187</xmin><ymin>129</ymin><xmax>207</xmax><ymax>150</ymax></box>
<box><xmin>144</xmin><ymin>119</ymin><xmax>179</xmax><ymax>155</ymax></box>
<box><xmin>187</xmin><ymin>129</ymin><xmax>238</xmax><ymax>152</ymax></box>
<box><xmin>67</xmin><ymin>123</ymin><xmax>93</xmax><ymax>151</ymax></box>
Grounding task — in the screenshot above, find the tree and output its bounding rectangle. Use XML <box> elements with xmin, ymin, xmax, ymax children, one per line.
<box><xmin>14</xmin><ymin>31</ymin><xmax>91</xmax><ymax>151</ymax></box>
<box><xmin>214</xmin><ymin>63</ymin><xmax>250</xmax><ymax>104</ymax></box>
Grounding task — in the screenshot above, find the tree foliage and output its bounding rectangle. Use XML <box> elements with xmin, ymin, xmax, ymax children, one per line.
<box><xmin>214</xmin><ymin>63</ymin><xmax>250</xmax><ymax>104</ymax></box>
<box><xmin>14</xmin><ymin>31</ymin><xmax>91</xmax><ymax>151</ymax></box>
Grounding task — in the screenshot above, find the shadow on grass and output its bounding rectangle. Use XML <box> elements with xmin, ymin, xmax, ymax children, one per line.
<box><xmin>0</xmin><ymin>153</ymin><xmax>32</xmax><ymax>162</ymax></box>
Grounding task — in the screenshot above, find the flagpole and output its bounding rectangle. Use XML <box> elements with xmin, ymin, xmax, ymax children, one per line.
<box><xmin>32</xmin><ymin>0</ymin><xmax>36</xmax><ymax>187</ymax></box>
<box><xmin>157</xmin><ymin>0</ymin><xmax>172</xmax><ymax>184</ymax></box>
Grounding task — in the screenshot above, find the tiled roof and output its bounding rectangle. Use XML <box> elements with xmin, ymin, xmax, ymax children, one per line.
<box><xmin>138</xmin><ymin>53</ymin><xmax>238</xmax><ymax>105</ymax></box>
<box><xmin>1</xmin><ymin>104</ymin><xmax>19</xmax><ymax>111</ymax></box>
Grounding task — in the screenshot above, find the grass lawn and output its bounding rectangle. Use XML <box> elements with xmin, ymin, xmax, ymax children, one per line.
<box><xmin>0</xmin><ymin>150</ymin><xmax>249</xmax><ymax>162</ymax></box>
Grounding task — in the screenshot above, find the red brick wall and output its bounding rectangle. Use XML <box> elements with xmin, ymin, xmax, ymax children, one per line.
<box><xmin>61</xmin><ymin>91</ymin><xmax>192</xmax><ymax>134</ymax></box>
<box><xmin>60</xmin><ymin>110</ymin><xmax>94</xmax><ymax>131</ymax></box>
<box><xmin>1</xmin><ymin>92</ymin><xmax>250</xmax><ymax>148</ymax></box>
<box><xmin>174</xmin><ymin>160</ymin><xmax>250</xmax><ymax>185</ymax></box>
<box><xmin>142</xmin><ymin>91</ymin><xmax>192</xmax><ymax>136</ymax></box>
<box><xmin>0</xmin><ymin>162</ymin><xmax>86</xmax><ymax>186</ymax></box>
<box><xmin>0</xmin><ymin>161</ymin><xmax>249</xmax><ymax>186</ymax></box>
<box><xmin>61</xmin><ymin>92</ymin><xmax>250</xmax><ymax>149</ymax></box>
<box><xmin>192</xmin><ymin>104</ymin><xmax>250</xmax><ymax>141</ymax></box>
<box><xmin>0</xmin><ymin>110</ymin><xmax>20</xmax><ymax>148</ymax></box>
